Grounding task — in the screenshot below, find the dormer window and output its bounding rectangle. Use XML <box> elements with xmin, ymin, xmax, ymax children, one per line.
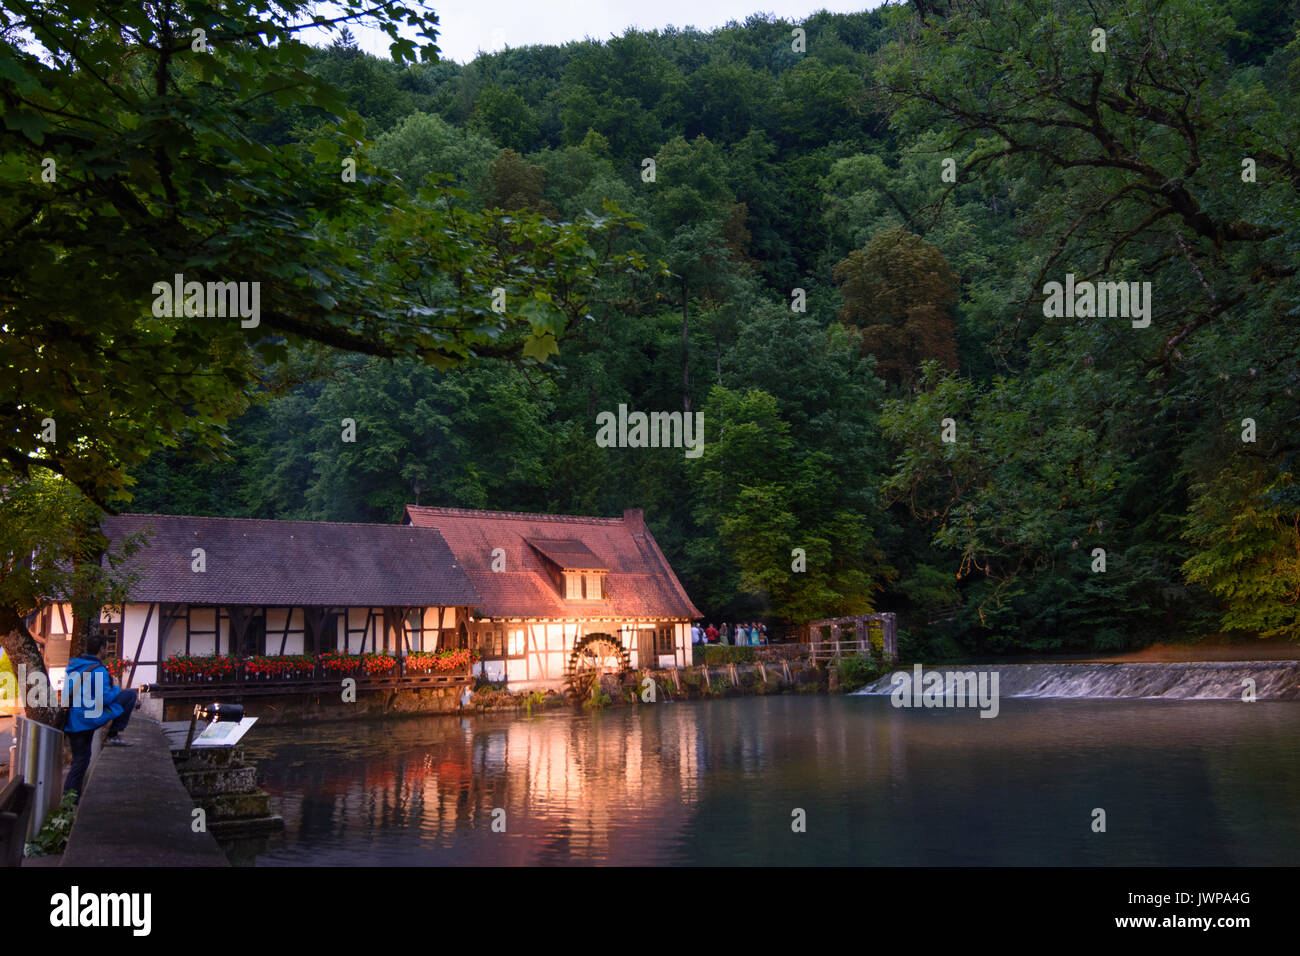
<box><xmin>565</xmin><ymin>571</ymin><xmax>603</xmax><ymax>601</ymax></box>
<box><xmin>527</xmin><ymin>537</ymin><xmax>609</xmax><ymax>602</ymax></box>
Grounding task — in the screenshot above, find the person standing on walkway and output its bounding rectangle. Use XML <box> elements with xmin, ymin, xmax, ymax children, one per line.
<box><xmin>706</xmin><ymin>623</ymin><xmax>718</xmax><ymax>644</ymax></box>
<box><xmin>63</xmin><ymin>632</ymin><xmax>137</xmax><ymax>802</ymax></box>
<box><xmin>720</xmin><ymin>623</ymin><xmax>730</xmax><ymax>645</ymax></box>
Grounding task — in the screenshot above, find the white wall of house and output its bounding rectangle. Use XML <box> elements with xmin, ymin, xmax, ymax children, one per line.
<box><xmin>479</xmin><ymin>660</ymin><xmax>507</xmax><ymax>682</ymax></box>
<box><xmin>121</xmin><ymin>602</ymin><xmax>160</xmax><ymax>687</ymax></box>
<box><xmin>261</xmin><ymin>607</ymin><xmax>303</xmax><ymax>655</ymax></box>
<box><xmin>94</xmin><ymin>603</ymin><xmax>693</xmax><ymax>694</ymax></box>
<box><xmin>468</xmin><ymin>617</ymin><xmax>693</xmax><ymax>692</ymax></box>
<box><xmin>47</xmin><ymin>602</ymin><xmax>72</xmax><ymax>636</ymax></box>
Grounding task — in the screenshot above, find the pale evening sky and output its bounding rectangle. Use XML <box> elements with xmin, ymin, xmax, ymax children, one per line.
<box><xmin>327</xmin><ymin>1</ymin><xmax>883</xmax><ymax>65</ymax></box>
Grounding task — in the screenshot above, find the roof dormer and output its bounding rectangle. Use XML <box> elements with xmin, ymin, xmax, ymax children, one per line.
<box><xmin>526</xmin><ymin>538</ymin><xmax>608</xmax><ymax>601</ymax></box>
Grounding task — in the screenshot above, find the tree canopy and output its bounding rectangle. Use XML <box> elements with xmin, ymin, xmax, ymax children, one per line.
<box><xmin>4</xmin><ymin>0</ymin><xmax>1298</xmax><ymax>662</ymax></box>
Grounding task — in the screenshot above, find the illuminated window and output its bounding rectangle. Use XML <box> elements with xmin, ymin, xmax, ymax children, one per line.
<box><xmin>565</xmin><ymin>573</ymin><xmax>583</xmax><ymax>600</ymax></box>
<box><xmin>584</xmin><ymin>573</ymin><xmax>602</xmax><ymax>600</ymax></box>
<box><xmin>508</xmin><ymin>629</ymin><xmax>527</xmax><ymax>656</ymax></box>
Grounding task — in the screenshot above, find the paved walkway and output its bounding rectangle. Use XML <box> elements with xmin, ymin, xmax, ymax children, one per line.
<box><xmin>61</xmin><ymin>717</ymin><xmax>229</xmax><ymax>867</ymax></box>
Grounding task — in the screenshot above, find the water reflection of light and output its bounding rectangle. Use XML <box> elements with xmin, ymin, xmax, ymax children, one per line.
<box><xmin>248</xmin><ymin>706</ymin><xmax>705</xmax><ymax>865</ymax></box>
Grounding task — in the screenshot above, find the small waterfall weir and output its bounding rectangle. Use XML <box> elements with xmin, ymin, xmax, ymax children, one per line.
<box><xmin>854</xmin><ymin>661</ymin><xmax>1300</xmax><ymax>701</ymax></box>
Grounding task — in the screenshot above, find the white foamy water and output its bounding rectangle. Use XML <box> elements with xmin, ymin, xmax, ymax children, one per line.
<box><xmin>855</xmin><ymin>661</ymin><xmax>1300</xmax><ymax>700</ymax></box>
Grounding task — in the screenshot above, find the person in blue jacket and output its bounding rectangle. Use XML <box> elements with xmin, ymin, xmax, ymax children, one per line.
<box><xmin>62</xmin><ymin>632</ymin><xmax>137</xmax><ymax>801</ymax></box>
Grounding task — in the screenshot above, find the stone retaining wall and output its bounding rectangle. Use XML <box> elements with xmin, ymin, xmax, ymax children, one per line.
<box><xmin>62</xmin><ymin>718</ymin><xmax>229</xmax><ymax>867</ymax></box>
<box><xmin>162</xmin><ymin>684</ymin><xmax>463</xmax><ymax>724</ymax></box>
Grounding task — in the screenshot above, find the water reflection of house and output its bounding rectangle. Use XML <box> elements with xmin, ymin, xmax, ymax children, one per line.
<box><xmin>404</xmin><ymin>506</ymin><xmax>700</xmax><ymax>691</ymax></box>
<box><xmin>29</xmin><ymin>506</ymin><xmax>700</xmax><ymax>696</ymax></box>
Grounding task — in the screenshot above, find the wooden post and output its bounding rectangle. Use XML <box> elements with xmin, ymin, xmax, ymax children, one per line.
<box><xmin>855</xmin><ymin>619</ymin><xmax>866</xmax><ymax>660</ymax></box>
<box><xmin>392</xmin><ymin>609</ymin><xmax>400</xmax><ymax>656</ymax></box>
<box><xmin>758</xmin><ymin>661</ymin><xmax>767</xmax><ymax>684</ymax></box>
<box><xmin>279</xmin><ymin>607</ymin><xmax>296</xmax><ymax>656</ymax></box>
<box><xmin>226</xmin><ymin>606</ymin><xmax>253</xmax><ymax>659</ymax></box>
<box><xmin>883</xmin><ymin>613</ymin><xmax>898</xmax><ymax>664</ymax></box>
<box><xmin>782</xmin><ymin>659</ymin><xmax>792</xmax><ymax>684</ymax></box>
<box><xmin>830</xmin><ymin>624</ymin><xmax>841</xmax><ymax>661</ymax></box>
<box><xmin>702</xmin><ymin>665</ymin><xmax>711</xmax><ymax>688</ymax></box>
<box><xmin>530</xmin><ymin>623</ymin><xmax>546</xmax><ymax>679</ymax></box>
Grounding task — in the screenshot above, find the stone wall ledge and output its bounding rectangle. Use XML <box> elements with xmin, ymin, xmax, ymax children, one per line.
<box><xmin>62</xmin><ymin>717</ymin><xmax>229</xmax><ymax>867</ymax></box>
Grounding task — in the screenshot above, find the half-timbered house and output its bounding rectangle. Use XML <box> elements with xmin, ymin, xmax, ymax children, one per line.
<box><xmin>403</xmin><ymin>506</ymin><xmax>701</xmax><ymax>692</ymax></box>
<box><xmin>29</xmin><ymin>506</ymin><xmax>700</xmax><ymax>701</ymax></box>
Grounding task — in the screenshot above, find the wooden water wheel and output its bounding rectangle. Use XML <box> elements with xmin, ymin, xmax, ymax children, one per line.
<box><xmin>563</xmin><ymin>634</ymin><xmax>630</xmax><ymax>701</ymax></box>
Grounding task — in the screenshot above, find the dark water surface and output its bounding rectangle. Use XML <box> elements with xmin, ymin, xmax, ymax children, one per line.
<box><xmin>242</xmin><ymin>696</ymin><xmax>1300</xmax><ymax>865</ymax></box>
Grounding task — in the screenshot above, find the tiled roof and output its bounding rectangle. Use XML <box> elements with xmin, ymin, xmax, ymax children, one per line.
<box><xmin>101</xmin><ymin>514</ymin><xmax>479</xmax><ymax>608</ymax></box>
<box><xmin>525</xmin><ymin>538</ymin><xmax>608</xmax><ymax>570</ymax></box>
<box><xmin>404</xmin><ymin>506</ymin><xmax>701</xmax><ymax>620</ymax></box>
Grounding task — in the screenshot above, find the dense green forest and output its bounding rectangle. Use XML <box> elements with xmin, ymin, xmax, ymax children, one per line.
<box><xmin>12</xmin><ymin>1</ymin><xmax>1298</xmax><ymax>659</ymax></box>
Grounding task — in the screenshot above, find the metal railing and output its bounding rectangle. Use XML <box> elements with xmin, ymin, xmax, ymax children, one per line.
<box><xmin>9</xmin><ymin>716</ymin><xmax>64</xmax><ymax>841</ymax></box>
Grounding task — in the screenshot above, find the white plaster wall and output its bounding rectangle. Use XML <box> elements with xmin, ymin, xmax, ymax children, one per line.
<box><xmin>48</xmin><ymin>602</ymin><xmax>72</xmax><ymax>635</ymax></box>
<box><xmin>121</xmin><ymin>603</ymin><xmax>159</xmax><ymax>687</ymax></box>
<box><xmin>474</xmin><ymin>659</ymin><xmax>503</xmax><ymax>682</ymax></box>
<box><xmin>160</xmin><ymin>612</ymin><xmax>185</xmax><ymax>659</ymax></box>
<box><xmin>186</xmin><ymin>607</ymin><xmax>217</xmax><ymax>655</ymax></box>
<box><xmin>265</xmin><ymin>608</ymin><xmax>304</xmax><ymax>654</ymax></box>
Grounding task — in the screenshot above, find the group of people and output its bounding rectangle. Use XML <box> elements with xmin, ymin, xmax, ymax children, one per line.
<box><xmin>691</xmin><ymin>621</ymin><xmax>768</xmax><ymax>646</ymax></box>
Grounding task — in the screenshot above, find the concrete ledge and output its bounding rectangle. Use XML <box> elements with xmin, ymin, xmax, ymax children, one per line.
<box><xmin>62</xmin><ymin>717</ymin><xmax>229</xmax><ymax>867</ymax></box>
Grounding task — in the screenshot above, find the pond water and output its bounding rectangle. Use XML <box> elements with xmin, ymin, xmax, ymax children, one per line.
<box><xmin>241</xmin><ymin>696</ymin><xmax>1300</xmax><ymax>865</ymax></box>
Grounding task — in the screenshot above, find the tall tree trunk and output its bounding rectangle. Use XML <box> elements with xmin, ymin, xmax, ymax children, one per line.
<box><xmin>0</xmin><ymin>605</ymin><xmax>59</xmax><ymax>726</ymax></box>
